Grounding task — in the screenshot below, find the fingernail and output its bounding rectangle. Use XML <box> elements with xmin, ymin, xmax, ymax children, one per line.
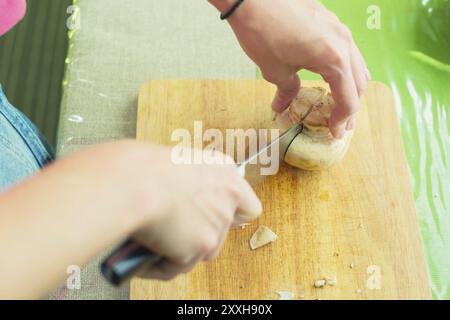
<box><xmin>237</xmin><ymin>182</ymin><xmax>263</xmax><ymax>220</ymax></box>
<box><xmin>333</xmin><ymin>123</ymin><xmax>346</xmax><ymax>139</ymax></box>
<box><xmin>346</xmin><ymin>118</ymin><xmax>356</xmax><ymax>131</ymax></box>
<box><xmin>249</xmin><ymin>193</ymin><xmax>263</xmax><ymax>216</ymax></box>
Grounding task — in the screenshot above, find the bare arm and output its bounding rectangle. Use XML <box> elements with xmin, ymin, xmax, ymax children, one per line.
<box><xmin>0</xmin><ymin>142</ymin><xmax>153</xmax><ymax>299</ymax></box>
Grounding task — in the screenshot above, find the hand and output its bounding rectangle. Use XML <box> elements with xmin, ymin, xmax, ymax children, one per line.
<box><xmin>127</xmin><ymin>143</ymin><xmax>262</xmax><ymax>280</ymax></box>
<box><xmin>210</xmin><ymin>0</ymin><xmax>370</xmax><ymax>138</ymax></box>
<box><xmin>0</xmin><ymin>141</ymin><xmax>261</xmax><ymax>298</ymax></box>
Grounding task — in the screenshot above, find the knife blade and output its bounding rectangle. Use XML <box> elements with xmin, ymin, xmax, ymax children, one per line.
<box><xmin>237</xmin><ymin>122</ymin><xmax>304</xmax><ymax>186</ymax></box>
<box><xmin>101</xmin><ymin>123</ymin><xmax>304</xmax><ymax>286</ymax></box>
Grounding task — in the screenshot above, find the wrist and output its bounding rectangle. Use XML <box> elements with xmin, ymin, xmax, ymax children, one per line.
<box><xmin>209</xmin><ymin>0</ymin><xmax>252</xmax><ymax>23</ymax></box>
<box><xmin>211</xmin><ymin>0</ymin><xmax>256</xmax><ymax>30</ymax></box>
<box><xmin>208</xmin><ymin>0</ymin><xmax>236</xmax><ymax>14</ymax></box>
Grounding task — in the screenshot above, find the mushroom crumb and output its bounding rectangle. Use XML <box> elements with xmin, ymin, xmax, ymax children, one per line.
<box><xmin>276</xmin><ymin>291</ymin><xmax>294</xmax><ymax>300</ymax></box>
<box><xmin>249</xmin><ymin>226</ymin><xmax>277</xmax><ymax>250</ymax></box>
<box><xmin>314</xmin><ymin>276</ymin><xmax>337</xmax><ymax>288</ymax></box>
<box><xmin>314</xmin><ymin>279</ymin><xmax>327</xmax><ymax>288</ymax></box>
<box><xmin>326</xmin><ymin>276</ymin><xmax>337</xmax><ymax>286</ymax></box>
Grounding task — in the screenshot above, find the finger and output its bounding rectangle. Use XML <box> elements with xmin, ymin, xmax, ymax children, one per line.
<box><xmin>322</xmin><ymin>60</ymin><xmax>360</xmax><ymax>139</ymax></box>
<box><xmin>139</xmin><ymin>258</ymin><xmax>199</xmax><ymax>281</ymax></box>
<box><xmin>271</xmin><ymin>73</ymin><xmax>301</xmax><ymax>113</ymax></box>
<box><xmin>348</xmin><ymin>38</ymin><xmax>371</xmax><ymax>83</ymax></box>
<box><xmin>234</xmin><ymin>177</ymin><xmax>262</xmax><ymax>224</ymax></box>
<box><xmin>365</xmin><ymin>67</ymin><xmax>372</xmax><ymax>81</ymax></box>
<box><xmin>204</xmin><ymin>225</ymin><xmax>229</xmax><ymax>261</ymax></box>
<box><xmin>353</xmin><ymin>43</ymin><xmax>371</xmax><ymax>82</ymax></box>
<box><xmin>350</xmin><ymin>43</ymin><xmax>368</xmax><ymax>97</ymax></box>
<box><xmin>346</xmin><ymin>115</ymin><xmax>356</xmax><ymax>131</ymax></box>
<box><xmin>315</xmin><ymin>4</ymin><xmax>341</xmax><ymax>24</ymax></box>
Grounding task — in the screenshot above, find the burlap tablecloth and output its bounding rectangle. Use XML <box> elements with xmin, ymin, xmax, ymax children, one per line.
<box><xmin>52</xmin><ymin>0</ymin><xmax>256</xmax><ymax>300</ymax></box>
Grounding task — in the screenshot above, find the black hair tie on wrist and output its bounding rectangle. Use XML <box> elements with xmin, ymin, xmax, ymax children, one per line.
<box><xmin>220</xmin><ymin>0</ymin><xmax>245</xmax><ymax>20</ymax></box>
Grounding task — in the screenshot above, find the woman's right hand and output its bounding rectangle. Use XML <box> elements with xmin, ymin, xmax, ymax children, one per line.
<box><xmin>126</xmin><ymin>142</ymin><xmax>262</xmax><ymax>280</ymax></box>
<box><xmin>0</xmin><ymin>140</ymin><xmax>261</xmax><ymax>298</ymax></box>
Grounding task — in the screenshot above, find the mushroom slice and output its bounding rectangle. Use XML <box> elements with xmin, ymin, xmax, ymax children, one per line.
<box><xmin>249</xmin><ymin>226</ymin><xmax>277</xmax><ymax>250</ymax></box>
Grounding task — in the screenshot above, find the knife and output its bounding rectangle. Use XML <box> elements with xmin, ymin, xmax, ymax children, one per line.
<box><xmin>101</xmin><ymin>122</ymin><xmax>304</xmax><ymax>286</ymax></box>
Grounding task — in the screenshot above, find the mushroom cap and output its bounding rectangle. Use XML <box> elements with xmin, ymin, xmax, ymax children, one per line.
<box><xmin>275</xmin><ymin>87</ymin><xmax>353</xmax><ymax>171</ymax></box>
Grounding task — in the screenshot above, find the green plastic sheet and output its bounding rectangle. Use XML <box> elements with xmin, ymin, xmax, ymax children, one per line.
<box><xmin>286</xmin><ymin>0</ymin><xmax>450</xmax><ymax>299</ymax></box>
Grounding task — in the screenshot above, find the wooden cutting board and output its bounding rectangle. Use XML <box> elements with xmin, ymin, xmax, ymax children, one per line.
<box><xmin>131</xmin><ymin>80</ymin><xmax>431</xmax><ymax>300</ymax></box>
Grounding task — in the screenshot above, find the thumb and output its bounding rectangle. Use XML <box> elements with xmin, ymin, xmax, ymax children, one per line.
<box><xmin>271</xmin><ymin>73</ymin><xmax>301</xmax><ymax>113</ymax></box>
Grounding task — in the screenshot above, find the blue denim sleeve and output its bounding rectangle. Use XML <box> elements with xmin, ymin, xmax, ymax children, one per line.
<box><xmin>0</xmin><ymin>85</ymin><xmax>54</xmax><ymax>191</ymax></box>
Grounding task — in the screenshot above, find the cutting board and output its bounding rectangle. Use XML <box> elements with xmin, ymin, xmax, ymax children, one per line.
<box><xmin>131</xmin><ymin>80</ymin><xmax>431</xmax><ymax>300</ymax></box>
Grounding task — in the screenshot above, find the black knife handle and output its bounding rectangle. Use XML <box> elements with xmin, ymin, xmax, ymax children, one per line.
<box><xmin>101</xmin><ymin>239</ymin><xmax>163</xmax><ymax>286</ymax></box>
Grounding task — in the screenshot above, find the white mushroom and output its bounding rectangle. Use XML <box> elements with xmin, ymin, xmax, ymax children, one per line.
<box><xmin>275</xmin><ymin>87</ymin><xmax>354</xmax><ymax>170</ymax></box>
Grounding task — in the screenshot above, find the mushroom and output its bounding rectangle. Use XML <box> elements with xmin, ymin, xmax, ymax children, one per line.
<box><xmin>275</xmin><ymin>87</ymin><xmax>354</xmax><ymax>170</ymax></box>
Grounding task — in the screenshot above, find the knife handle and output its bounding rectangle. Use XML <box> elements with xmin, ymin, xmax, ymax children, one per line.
<box><xmin>101</xmin><ymin>239</ymin><xmax>163</xmax><ymax>286</ymax></box>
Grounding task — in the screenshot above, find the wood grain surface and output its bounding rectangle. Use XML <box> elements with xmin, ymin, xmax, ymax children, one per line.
<box><xmin>131</xmin><ymin>80</ymin><xmax>431</xmax><ymax>300</ymax></box>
